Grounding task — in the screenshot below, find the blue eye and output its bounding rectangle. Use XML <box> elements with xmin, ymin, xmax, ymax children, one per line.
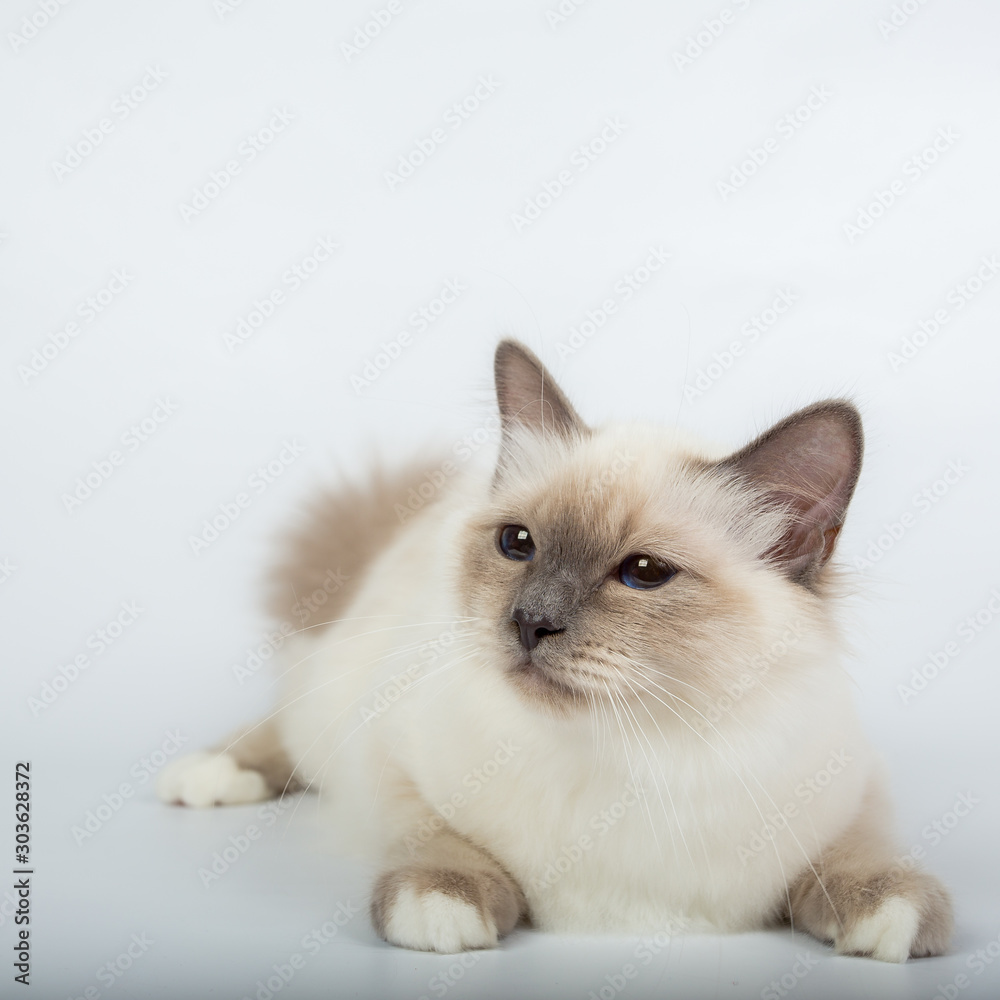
<box><xmin>498</xmin><ymin>525</ymin><xmax>535</xmax><ymax>561</ymax></box>
<box><xmin>619</xmin><ymin>554</ymin><xmax>676</xmax><ymax>590</ymax></box>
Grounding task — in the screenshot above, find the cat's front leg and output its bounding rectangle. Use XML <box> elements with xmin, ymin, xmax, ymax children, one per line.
<box><xmin>371</xmin><ymin>827</ymin><xmax>527</xmax><ymax>953</ymax></box>
<box><xmin>156</xmin><ymin>718</ymin><xmax>299</xmax><ymax>807</ymax></box>
<box><xmin>787</xmin><ymin>777</ymin><xmax>954</xmax><ymax>962</ymax></box>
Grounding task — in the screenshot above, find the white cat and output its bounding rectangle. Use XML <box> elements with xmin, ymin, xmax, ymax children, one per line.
<box><xmin>159</xmin><ymin>339</ymin><xmax>953</xmax><ymax>960</ymax></box>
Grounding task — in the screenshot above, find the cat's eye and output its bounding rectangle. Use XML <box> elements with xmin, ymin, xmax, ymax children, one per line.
<box><xmin>619</xmin><ymin>553</ymin><xmax>677</xmax><ymax>590</ymax></box>
<box><xmin>498</xmin><ymin>525</ymin><xmax>535</xmax><ymax>561</ymax></box>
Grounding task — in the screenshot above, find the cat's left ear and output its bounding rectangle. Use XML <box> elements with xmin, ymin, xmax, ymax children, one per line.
<box><xmin>494</xmin><ymin>339</ymin><xmax>588</xmax><ymax>445</ymax></box>
<box><xmin>718</xmin><ymin>400</ymin><xmax>863</xmax><ymax>585</ymax></box>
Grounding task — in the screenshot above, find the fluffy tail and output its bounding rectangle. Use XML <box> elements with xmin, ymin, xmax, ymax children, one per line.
<box><xmin>266</xmin><ymin>460</ymin><xmax>443</xmax><ymax>632</ymax></box>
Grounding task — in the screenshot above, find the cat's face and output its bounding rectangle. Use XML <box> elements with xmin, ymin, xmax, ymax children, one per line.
<box><xmin>454</xmin><ymin>341</ymin><xmax>862</xmax><ymax>723</ymax></box>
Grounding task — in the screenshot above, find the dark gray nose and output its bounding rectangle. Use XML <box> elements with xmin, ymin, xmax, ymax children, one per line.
<box><xmin>512</xmin><ymin>608</ymin><xmax>564</xmax><ymax>651</ymax></box>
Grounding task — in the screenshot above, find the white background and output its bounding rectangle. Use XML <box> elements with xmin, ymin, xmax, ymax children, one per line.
<box><xmin>3</xmin><ymin>0</ymin><xmax>999</xmax><ymax>998</ymax></box>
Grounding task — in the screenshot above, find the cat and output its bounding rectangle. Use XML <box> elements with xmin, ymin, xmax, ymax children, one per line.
<box><xmin>158</xmin><ymin>338</ymin><xmax>953</xmax><ymax>961</ymax></box>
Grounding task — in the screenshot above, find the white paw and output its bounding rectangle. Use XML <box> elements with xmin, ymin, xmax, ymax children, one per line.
<box><xmin>838</xmin><ymin>896</ymin><xmax>921</xmax><ymax>963</ymax></box>
<box><xmin>155</xmin><ymin>752</ymin><xmax>270</xmax><ymax>808</ymax></box>
<box><xmin>381</xmin><ymin>886</ymin><xmax>498</xmax><ymax>953</ymax></box>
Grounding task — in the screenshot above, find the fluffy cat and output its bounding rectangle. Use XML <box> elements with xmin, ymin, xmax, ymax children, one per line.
<box><xmin>158</xmin><ymin>339</ymin><xmax>953</xmax><ymax>961</ymax></box>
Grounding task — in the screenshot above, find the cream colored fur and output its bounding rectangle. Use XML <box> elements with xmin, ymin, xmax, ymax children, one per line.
<box><xmin>158</xmin><ymin>344</ymin><xmax>952</xmax><ymax>960</ymax></box>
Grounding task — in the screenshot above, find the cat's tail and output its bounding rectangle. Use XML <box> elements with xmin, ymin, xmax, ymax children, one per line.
<box><xmin>265</xmin><ymin>459</ymin><xmax>447</xmax><ymax>633</ymax></box>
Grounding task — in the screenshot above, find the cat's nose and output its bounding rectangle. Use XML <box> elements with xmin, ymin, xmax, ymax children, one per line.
<box><xmin>511</xmin><ymin>608</ymin><xmax>565</xmax><ymax>651</ymax></box>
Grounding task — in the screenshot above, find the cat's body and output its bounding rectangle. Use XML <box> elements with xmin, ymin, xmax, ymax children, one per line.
<box><xmin>160</xmin><ymin>341</ymin><xmax>953</xmax><ymax>960</ymax></box>
<box><xmin>264</xmin><ymin>427</ymin><xmax>871</xmax><ymax>934</ymax></box>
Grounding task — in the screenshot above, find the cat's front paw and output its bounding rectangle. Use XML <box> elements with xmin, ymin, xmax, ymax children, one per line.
<box><xmin>156</xmin><ymin>752</ymin><xmax>270</xmax><ymax>807</ymax></box>
<box><xmin>836</xmin><ymin>895</ymin><xmax>923</xmax><ymax>963</ymax></box>
<box><xmin>371</xmin><ymin>866</ymin><xmax>518</xmax><ymax>953</ymax></box>
<box><xmin>823</xmin><ymin>870</ymin><xmax>954</xmax><ymax>963</ymax></box>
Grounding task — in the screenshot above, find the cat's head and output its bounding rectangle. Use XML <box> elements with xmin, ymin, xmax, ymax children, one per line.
<box><xmin>455</xmin><ymin>340</ymin><xmax>862</xmax><ymax>725</ymax></box>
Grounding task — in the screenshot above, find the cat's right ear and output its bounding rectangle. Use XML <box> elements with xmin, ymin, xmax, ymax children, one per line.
<box><xmin>494</xmin><ymin>340</ymin><xmax>588</xmax><ymax>449</ymax></box>
<box><xmin>718</xmin><ymin>400</ymin><xmax>864</xmax><ymax>587</ymax></box>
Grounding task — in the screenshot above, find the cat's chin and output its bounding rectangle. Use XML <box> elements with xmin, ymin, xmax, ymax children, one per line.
<box><xmin>504</xmin><ymin>656</ymin><xmax>585</xmax><ymax>706</ymax></box>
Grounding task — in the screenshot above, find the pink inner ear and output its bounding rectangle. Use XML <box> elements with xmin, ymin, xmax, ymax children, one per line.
<box><xmin>723</xmin><ymin>403</ymin><xmax>862</xmax><ymax>581</ymax></box>
<box><xmin>494</xmin><ymin>340</ymin><xmax>586</xmax><ymax>442</ymax></box>
<box><xmin>763</xmin><ymin>489</ymin><xmax>848</xmax><ymax>575</ymax></box>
